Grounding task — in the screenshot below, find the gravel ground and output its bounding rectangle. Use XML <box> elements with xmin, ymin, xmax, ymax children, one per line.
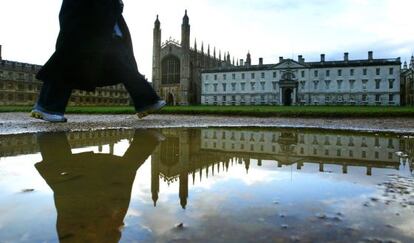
<box><xmin>1</xmin><ymin>112</ymin><xmax>414</xmax><ymax>135</ymax></box>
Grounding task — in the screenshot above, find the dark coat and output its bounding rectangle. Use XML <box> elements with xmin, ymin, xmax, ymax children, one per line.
<box><xmin>36</xmin><ymin>0</ymin><xmax>135</xmax><ymax>91</ymax></box>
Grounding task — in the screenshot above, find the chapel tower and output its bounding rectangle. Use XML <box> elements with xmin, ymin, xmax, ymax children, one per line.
<box><xmin>180</xmin><ymin>10</ymin><xmax>191</xmax><ymax>105</ymax></box>
<box><xmin>152</xmin><ymin>15</ymin><xmax>161</xmax><ymax>92</ymax></box>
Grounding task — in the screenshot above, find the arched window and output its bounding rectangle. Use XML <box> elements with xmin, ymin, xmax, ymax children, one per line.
<box><xmin>161</xmin><ymin>56</ymin><xmax>180</xmax><ymax>84</ymax></box>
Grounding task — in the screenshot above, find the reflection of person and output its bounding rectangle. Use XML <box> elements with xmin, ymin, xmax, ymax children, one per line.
<box><xmin>35</xmin><ymin>130</ymin><xmax>162</xmax><ymax>242</ymax></box>
<box><xmin>31</xmin><ymin>0</ymin><xmax>165</xmax><ymax>122</ymax></box>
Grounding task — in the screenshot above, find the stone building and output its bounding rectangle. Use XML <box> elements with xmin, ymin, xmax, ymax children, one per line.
<box><xmin>152</xmin><ymin>11</ymin><xmax>235</xmax><ymax>105</ymax></box>
<box><xmin>0</xmin><ymin>45</ymin><xmax>131</xmax><ymax>106</ymax></box>
<box><xmin>201</xmin><ymin>52</ymin><xmax>402</xmax><ymax>106</ymax></box>
<box><xmin>401</xmin><ymin>55</ymin><xmax>414</xmax><ymax>106</ymax></box>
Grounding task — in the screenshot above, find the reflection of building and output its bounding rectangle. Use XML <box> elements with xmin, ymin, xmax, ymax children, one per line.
<box><xmin>401</xmin><ymin>56</ymin><xmax>414</xmax><ymax>105</ymax></box>
<box><xmin>0</xmin><ymin>45</ymin><xmax>130</xmax><ymax>106</ymax></box>
<box><xmin>201</xmin><ymin>129</ymin><xmax>400</xmax><ymax>164</ymax></box>
<box><xmin>400</xmin><ymin>135</ymin><xmax>414</xmax><ymax>171</ymax></box>
<box><xmin>0</xmin><ymin>129</ymin><xmax>134</xmax><ymax>157</ymax></box>
<box><xmin>2</xmin><ymin>128</ymin><xmax>413</xmax><ymax>210</ymax></box>
<box><xmin>152</xmin><ymin>11</ymin><xmax>235</xmax><ymax>105</ymax></box>
<box><xmin>201</xmin><ymin>52</ymin><xmax>402</xmax><ymax>106</ymax></box>
<box><xmin>150</xmin><ymin>128</ymin><xmax>412</xmax><ymax>209</ymax></box>
<box><xmin>200</xmin><ymin>128</ymin><xmax>403</xmax><ymax>176</ymax></box>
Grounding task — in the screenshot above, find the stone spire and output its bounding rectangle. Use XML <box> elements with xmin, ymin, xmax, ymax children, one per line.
<box><xmin>179</xmin><ymin>173</ymin><xmax>188</xmax><ymax>209</ymax></box>
<box><xmin>183</xmin><ymin>9</ymin><xmax>189</xmax><ymax>25</ymax></box>
<box><xmin>181</xmin><ymin>10</ymin><xmax>190</xmax><ymax>50</ymax></box>
<box><xmin>227</xmin><ymin>52</ymin><xmax>231</xmax><ymax>63</ymax></box>
<box><xmin>404</xmin><ymin>60</ymin><xmax>408</xmax><ymax>70</ymax></box>
<box><xmin>154</xmin><ymin>14</ymin><xmax>160</xmax><ymax>29</ymax></box>
<box><xmin>201</xmin><ymin>42</ymin><xmax>204</xmax><ymax>54</ymax></box>
<box><xmin>207</xmin><ymin>44</ymin><xmax>210</xmax><ymax>57</ymax></box>
<box><xmin>246</xmin><ymin>51</ymin><xmax>251</xmax><ymax>66</ymax></box>
<box><xmin>180</xmin><ymin>10</ymin><xmax>191</xmax><ymax>105</ymax></box>
<box><xmin>152</xmin><ymin>14</ymin><xmax>162</xmax><ymax>92</ymax></box>
<box><xmin>410</xmin><ymin>54</ymin><xmax>414</xmax><ymax>69</ymax></box>
<box><xmin>194</xmin><ymin>38</ymin><xmax>197</xmax><ymax>51</ymax></box>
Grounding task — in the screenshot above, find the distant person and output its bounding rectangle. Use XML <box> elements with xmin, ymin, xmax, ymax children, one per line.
<box><xmin>32</xmin><ymin>0</ymin><xmax>165</xmax><ymax>122</ymax></box>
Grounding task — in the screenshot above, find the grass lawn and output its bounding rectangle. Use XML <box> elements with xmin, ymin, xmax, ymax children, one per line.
<box><xmin>1</xmin><ymin>105</ymin><xmax>414</xmax><ymax>118</ymax></box>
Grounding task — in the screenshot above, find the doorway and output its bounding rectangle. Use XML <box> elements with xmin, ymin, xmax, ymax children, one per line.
<box><xmin>167</xmin><ymin>93</ymin><xmax>174</xmax><ymax>106</ymax></box>
<box><xmin>283</xmin><ymin>88</ymin><xmax>293</xmax><ymax>106</ymax></box>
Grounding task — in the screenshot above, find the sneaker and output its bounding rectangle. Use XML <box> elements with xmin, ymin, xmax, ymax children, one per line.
<box><xmin>30</xmin><ymin>109</ymin><xmax>67</xmax><ymax>123</ymax></box>
<box><xmin>136</xmin><ymin>100</ymin><xmax>166</xmax><ymax>119</ymax></box>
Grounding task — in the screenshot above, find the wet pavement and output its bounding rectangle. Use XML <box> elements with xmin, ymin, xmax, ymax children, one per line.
<box><xmin>0</xmin><ymin>127</ymin><xmax>413</xmax><ymax>242</ymax></box>
<box><xmin>1</xmin><ymin>112</ymin><xmax>414</xmax><ymax>135</ymax></box>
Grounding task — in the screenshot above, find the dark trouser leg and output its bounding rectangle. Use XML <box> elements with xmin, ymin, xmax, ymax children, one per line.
<box><xmin>34</xmin><ymin>81</ymin><xmax>72</xmax><ymax>115</ymax></box>
<box><xmin>122</xmin><ymin>129</ymin><xmax>160</xmax><ymax>169</ymax></box>
<box><xmin>36</xmin><ymin>132</ymin><xmax>72</xmax><ymax>162</ymax></box>
<box><xmin>122</xmin><ymin>73</ymin><xmax>159</xmax><ymax>112</ymax></box>
<box><xmin>103</xmin><ymin>38</ymin><xmax>160</xmax><ymax>112</ymax></box>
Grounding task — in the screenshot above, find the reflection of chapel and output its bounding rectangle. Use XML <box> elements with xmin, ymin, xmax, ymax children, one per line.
<box><xmin>152</xmin><ymin>10</ymin><xmax>235</xmax><ymax>105</ymax></box>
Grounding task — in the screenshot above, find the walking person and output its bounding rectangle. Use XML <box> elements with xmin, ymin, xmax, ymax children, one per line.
<box><xmin>32</xmin><ymin>0</ymin><xmax>165</xmax><ymax>122</ymax></box>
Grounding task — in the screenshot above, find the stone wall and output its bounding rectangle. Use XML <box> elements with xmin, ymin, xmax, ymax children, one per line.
<box><xmin>0</xmin><ymin>59</ymin><xmax>130</xmax><ymax>106</ymax></box>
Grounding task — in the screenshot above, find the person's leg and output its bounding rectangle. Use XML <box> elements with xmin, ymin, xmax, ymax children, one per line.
<box><xmin>103</xmin><ymin>38</ymin><xmax>161</xmax><ymax>112</ymax></box>
<box><xmin>34</xmin><ymin>80</ymin><xmax>72</xmax><ymax>116</ymax></box>
<box><xmin>122</xmin><ymin>73</ymin><xmax>160</xmax><ymax>112</ymax></box>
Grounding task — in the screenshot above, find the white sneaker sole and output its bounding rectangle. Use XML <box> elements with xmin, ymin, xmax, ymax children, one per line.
<box><xmin>137</xmin><ymin>101</ymin><xmax>166</xmax><ymax>119</ymax></box>
<box><xmin>30</xmin><ymin>111</ymin><xmax>67</xmax><ymax>123</ymax></box>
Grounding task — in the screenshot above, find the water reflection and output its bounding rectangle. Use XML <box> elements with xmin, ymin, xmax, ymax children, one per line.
<box><xmin>199</xmin><ymin>129</ymin><xmax>410</xmax><ymax>174</ymax></box>
<box><xmin>149</xmin><ymin>129</ymin><xmax>413</xmax><ymax>208</ymax></box>
<box><xmin>0</xmin><ymin>128</ymin><xmax>414</xmax><ymax>242</ymax></box>
<box><xmin>35</xmin><ymin>130</ymin><xmax>160</xmax><ymax>242</ymax></box>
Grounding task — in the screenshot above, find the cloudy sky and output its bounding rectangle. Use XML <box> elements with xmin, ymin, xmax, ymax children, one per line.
<box><xmin>1</xmin><ymin>0</ymin><xmax>413</xmax><ymax>79</ymax></box>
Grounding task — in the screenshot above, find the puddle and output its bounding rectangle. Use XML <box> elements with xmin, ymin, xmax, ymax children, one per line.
<box><xmin>0</xmin><ymin>128</ymin><xmax>413</xmax><ymax>242</ymax></box>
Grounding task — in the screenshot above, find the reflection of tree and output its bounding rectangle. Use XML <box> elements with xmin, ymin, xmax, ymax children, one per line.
<box><xmin>35</xmin><ymin>130</ymin><xmax>160</xmax><ymax>243</ymax></box>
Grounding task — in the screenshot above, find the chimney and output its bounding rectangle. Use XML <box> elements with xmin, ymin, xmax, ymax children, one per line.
<box><xmin>279</xmin><ymin>56</ymin><xmax>283</xmax><ymax>63</ymax></box>
<box><xmin>320</xmin><ymin>54</ymin><xmax>325</xmax><ymax>62</ymax></box>
<box><xmin>368</xmin><ymin>51</ymin><xmax>373</xmax><ymax>61</ymax></box>
<box><xmin>298</xmin><ymin>55</ymin><xmax>303</xmax><ymax>63</ymax></box>
<box><xmin>344</xmin><ymin>52</ymin><xmax>349</xmax><ymax>62</ymax></box>
<box><xmin>259</xmin><ymin>58</ymin><xmax>263</xmax><ymax>66</ymax></box>
<box><xmin>0</xmin><ymin>45</ymin><xmax>2</xmax><ymax>60</ymax></box>
<box><xmin>240</xmin><ymin>59</ymin><xmax>244</xmax><ymax>66</ymax></box>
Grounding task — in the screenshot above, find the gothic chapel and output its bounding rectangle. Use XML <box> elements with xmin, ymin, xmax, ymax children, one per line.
<box><xmin>152</xmin><ymin>10</ymin><xmax>234</xmax><ymax>105</ymax></box>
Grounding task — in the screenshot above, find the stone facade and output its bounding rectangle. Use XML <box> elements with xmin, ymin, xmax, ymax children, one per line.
<box><xmin>152</xmin><ymin>11</ymin><xmax>234</xmax><ymax>105</ymax></box>
<box><xmin>401</xmin><ymin>56</ymin><xmax>414</xmax><ymax>106</ymax></box>
<box><xmin>0</xmin><ymin>45</ymin><xmax>131</xmax><ymax>106</ymax></box>
<box><xmin>201</xmin><ymin>52</ymin><xmax>402</xmax><ymax>106</ymax></box>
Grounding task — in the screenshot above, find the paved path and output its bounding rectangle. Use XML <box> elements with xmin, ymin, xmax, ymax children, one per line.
<box><xmin>0</xmin><ymin>112</ymin><xmax>414</xmax><ymax>135</ymax></box>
